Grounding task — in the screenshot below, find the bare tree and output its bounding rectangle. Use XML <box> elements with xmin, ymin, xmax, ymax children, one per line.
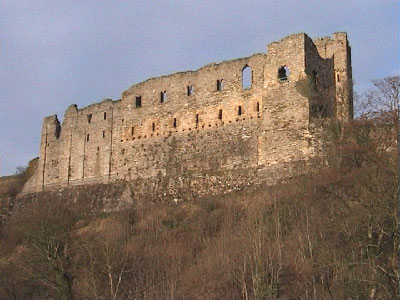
<box><xmin>358</xmin><ymin>76</ymin><xmax>400</xmax><ymax>119</ymax></box>
<box><xmin>79</xmin><ymin>215</ymin><xmax>132</xmax><ymax>300</ymax></box>
<box><xmin>8</xmin><ymin>199</ymin><xmax>82</xmax><ymax>300</ymax></box>
<box><xmin>361</xmin><ymin>76</ymin><xmax>400</xmax><ymax>299</ymax></box>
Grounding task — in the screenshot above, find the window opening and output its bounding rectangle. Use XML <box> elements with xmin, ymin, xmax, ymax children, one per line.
<box><xmin>195</xmin><ymin>114</ymin><xmax>199</xmax><ymax>125</ymax></box>
<box><xmin>104</xmin><ymin>112</ymin><xmax>107</xmax><ymax>120</ymax></box>
<box><xmin>152</xmin><ymin>122</ymin><xmax>155</xmax><ymax>131</ymax></box>
<box><xmin>173</xmin><ymin>118</ymin><xmax>177</xmax><ymax>128</ymax></box>
<box><xmin>86</xmin><ymin>134</ymin><xmax>90</xmax><ymax>142</ymax></box>
<box><xmin>160</xmin><ymin>91</ymin><xmax>167</xmax><ymax>103</ymax></box>
<box><xmin>187</xmin><ymin>85</ymin><xmax>194</xmax><ymax>96</ymax></box>
<box><xmin>87</xmin><ymin>114</ymin><xmax>92</xmax><ymax>124</ymax></box>
<box><xmin>256</xmin><ymin>102</ymin><xmax>260</xmax><ymax>112</ymax></box>
<box><xmin>242</xmin><ymin>65</ymin><xmax>252</xmax><ymax>89</ymax></box>
<box><xmin>131</xmin><ymin>127</ymin><xmax>134</xmax><ymax>135</ymax></box>
<box><xmin>278</xmin><ymin>66</ymin><xmax>290</xmax><ymax>82</ymax></box>
<box><xmin>135</xmin><ymin>96</ymin><xmax>142</xmax><ymax>107</ymax></box>
<box><xmin>102</xmin><ymin>130</ymin><xmax>105</xmax><ymax>138</ymax></box>
<box><xmin>238</xmin><ymin>106</ymin><xmax>242</xmax><ymax>116</ymax></box>
<box><xmin>217</xmin><ymin>79</ymin><xmax>224</xmax><ymax>91</ymax></box>
<box><xmin>54</xmin><ymin>120</ymin><xmax>61</xmax><ymax>139</ymax></box>
<box><xmin>312</xmin><ymin>70</ymin><xmax>318</xmax><ymax>90</ymax></box>
<box><xmin>218</xmin><ymin>109</ymin><xmax>223</xmax><ymax>120</ymax></box>
<box><xmin>337</xmin><ymin>73</ymin><xmax>340</xmax><ymax>82</ymax></box>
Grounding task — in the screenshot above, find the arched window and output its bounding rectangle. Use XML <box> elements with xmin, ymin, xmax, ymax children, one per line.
<box><xmin>278</xmin><ymin>66</ymin><xmax>290</xmax><ymax>82</ymax></box>
<box><xmin>242</xmin><ymin>65</ymin><xmax>252</xmax><ymax>89</ymax></box>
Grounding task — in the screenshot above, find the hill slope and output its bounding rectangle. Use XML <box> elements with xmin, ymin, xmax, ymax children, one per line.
<box><xmin>0</xmin><ymin>119</ymin><xmax>397</xmax><ymax>300</ymax></box>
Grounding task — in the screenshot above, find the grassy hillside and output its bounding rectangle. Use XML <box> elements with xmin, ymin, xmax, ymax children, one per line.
<box><xmin>0</xmin><ymin>117</ymin><xmax>397</xmax><ymax>300</ymax></box>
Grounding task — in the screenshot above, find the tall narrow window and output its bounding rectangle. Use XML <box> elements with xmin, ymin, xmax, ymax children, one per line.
<box><xmin>337</xmin><ymin>73</ymin><xmax>340</xmax><ymax>82</ymax></box>
<box><xmin>238</xmin><ymin>106</ymin><xmax>242</xmax><ymax>116</ymax></box>
<box><xmin>256</xmin><ymin>102</ymin><xmax>260</xmax><ymax>112</ymax></box>
<box><xmin>160</xmin><ymin>91</ymin><xmax>167</xmax><ymax>103</ymax></box>
<box><xmin>86</xmin><ymin>134</ymin><xmax>90</xmax><ymax>142</ymax></box>
<box><xmin>187</xmin><ymin>85</ymin><xmax>194</xmax><ymax>96</ymax></box>
<box><xmin>102</xmin><ymin>130</ymin><xmax>105</xmax><ymax>138</ymax></box>
<box><xmin>312</xmin><ymin>70</ymin><xmax>318</xmax><ymax>90</ymax></box>
<box><xmin>218</xmin><ymin>109</ymin><xmax>223</xmax><ymax>120</ymax></box>
<box><xmin>87</xmin><ymin>114</ymin><xmax>92</xmax><ymax>124</ymax></box>
<box><xmin>242</xmin><ymin>65</ymin><xmax>252</xmax><ymax>89</ymax></box>
<box><xmin>195</xmin><ymin>114</ymin><xmax>199</xmax><ymax>125</ymax></box>
<box><xmin>152</xmin><ymin>122</ymin><xmax>155</xmax><ymax>131</ymax></box>
<box><xmin>135</xmin><ymin>96</ymin><xmax>142</xmax><ymax>107</ymax></box>
<box><xmin>173</xmin><ymin>118</ymin><xmax>177</xmax><ymax>128</ymax></box>
<box><xmin>104</xmin><ymin>112</ymin><xmax>107</xmax><ymax>120</ymax></box>
<box><xmin>131</xmin><ymin>127</ymin><xmax>134</xmax><ymax>135</ymax></box>
<box><xmin>217</xmin><ymin>79</ymin><xmax>224</xmax><ymax>91</ymax></box>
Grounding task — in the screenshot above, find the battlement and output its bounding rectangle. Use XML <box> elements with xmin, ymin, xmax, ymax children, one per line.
<box><xmin>22</xmin><ymin>32</ymin><xmax>353</xmax><ymax>198</ymax></box>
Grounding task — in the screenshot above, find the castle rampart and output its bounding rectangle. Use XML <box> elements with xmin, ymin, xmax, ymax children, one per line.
<box><xmin>22</xmin><ymin>32</ymin><xmax>353</xmax><ymax>199</ymax></box>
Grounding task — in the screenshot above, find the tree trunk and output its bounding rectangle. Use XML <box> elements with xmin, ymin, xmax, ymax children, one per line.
<box><xmin>56</xmin><ymin>271</ymin><xmax>74</xmax><ymax>300</ymax></box>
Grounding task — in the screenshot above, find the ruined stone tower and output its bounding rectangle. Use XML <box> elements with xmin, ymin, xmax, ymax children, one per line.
<box><xmin>22</xmin><ymin>32</ymin><xmax>353</xmax><ymax>199</ymax></box>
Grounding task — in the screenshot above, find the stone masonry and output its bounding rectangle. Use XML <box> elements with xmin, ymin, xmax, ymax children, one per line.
<box><xmin>22</xmin><ymin>32</ymin><xmax>353</xmax><ymax>200</ymax></box>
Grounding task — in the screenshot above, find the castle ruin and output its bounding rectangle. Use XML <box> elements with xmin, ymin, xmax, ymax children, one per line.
<box><xmin>22</xmin><ymin>32</ymin><xmax>353</xmax><ymax>200</ymax></box>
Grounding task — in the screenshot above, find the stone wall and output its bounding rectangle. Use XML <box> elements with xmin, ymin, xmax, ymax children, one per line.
<box><xmin>21</xmin><ymin>32</ymin><xmax>353</xmax><ymax>200</ymax></box>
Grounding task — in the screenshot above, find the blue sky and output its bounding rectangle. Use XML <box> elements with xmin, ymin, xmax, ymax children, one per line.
<box><xmin>0</xmin><ymin>0</ymin><xmax>399</xmax><ymax>175</ymax></box>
